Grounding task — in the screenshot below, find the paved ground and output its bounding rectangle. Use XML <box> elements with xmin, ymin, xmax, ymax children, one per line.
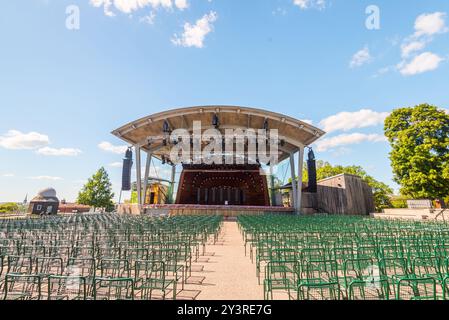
<box><xmin>179</xmin><ymin>220</ymin><xmax>264</xmax><ymax>300</ymax></box>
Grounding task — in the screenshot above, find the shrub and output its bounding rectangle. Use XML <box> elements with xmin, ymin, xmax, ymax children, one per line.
<box><xmin>0</xmin><ymin>203</ymin><xmax>19</xmax><ymax>213</ymax></box>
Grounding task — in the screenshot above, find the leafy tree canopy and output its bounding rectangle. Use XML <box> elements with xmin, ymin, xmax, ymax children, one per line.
<box><xmin>77</xmin><ymin>167</ymin><xmax>115</xmax><ymax>212</ymax></box>
<box><xmin>384</xmin><ymin>104</ymin><xmax>449</xmax><ymax>199</ymax></box>
<box><xmin>0</xmin><ymin>203</ymin><xmax>19</xmax><ymax>214</ymax></box>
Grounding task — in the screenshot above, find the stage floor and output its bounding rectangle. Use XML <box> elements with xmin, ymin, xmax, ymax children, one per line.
<box><xmin>118</xmin><ymin>204</ymin><xmax>295</xmax><ymax>216</ymax></box>
<box><xmin>144</xmin><ymin>204</ymin><xmax>295</xmax><ymax>217</ymax></box>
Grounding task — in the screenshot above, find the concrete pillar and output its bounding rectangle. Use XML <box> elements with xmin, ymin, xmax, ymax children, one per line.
<box><xmin>135</xmin><ymin>146</ymin><xmax>142</xmax><ymax>209</ymax></box>
<box><xmin>170</xmin><ymin>165</ymin><xmax>176</xmax><ymax>204</ymax></box>
<box><xmin>269</xmin><ymin>165</ymin><xmax>276</xmax><ymax>206</ymax></box>
<box><xmin>289</xmin><ymin>153</ymin><xmax>297</xmax><ymax>210</ymax></box>
<box><xmin>297</xmin><ymin>146</ymin><xmax>305</xmax><ymax>215</ymax></box>
<box><xmin>142</xmin><ymin>152</ymin><xmax>152</xmax><ymax>205</ymax></box>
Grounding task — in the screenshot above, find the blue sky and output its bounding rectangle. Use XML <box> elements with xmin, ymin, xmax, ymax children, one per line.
<box><xmin>1</xmin><ymin>0</ymin><xmax>448</xmax><ymax>202</ymax></box>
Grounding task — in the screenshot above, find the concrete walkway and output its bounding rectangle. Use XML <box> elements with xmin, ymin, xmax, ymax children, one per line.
<box><xmin>183</xmin><ymin>221</ymin><xmax>263</xmax><ymax>300</ymax></box>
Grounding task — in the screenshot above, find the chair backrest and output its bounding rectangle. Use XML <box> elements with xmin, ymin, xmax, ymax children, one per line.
<box><xmin>4</xmin><ymin>274</ymin><xmax>41</xmax><ymax>300</ymax></box>
<box><xmin>303</xmin><ymin>259</ymin><xmax>338</xmax><ymax>283</ymax></box>
<box><xmin>300</xmin><ymin>248</ymin><xmax>326</xmax><ymax>264</ymax></box>
<box><xmin>134</xmin><ymin>260</ymin><xmax>166</xmax><ymax>286</ymax></box>
<box><xmin>397</xmin><ymin>277</ymin><xmax>437</xmax><ymax>300</ymax></box>
<box><xmin>34</xmin><ymin>256</ymin><xmax>64</xmax><ymax>276</ymax></box>
<box><xmin>380</xmin><ymin>244</ymin><xmax>404</xmax><ymax>259</ymax></box>
<box><xmin>332</xmin><ymin>246</ymin><xmax>355</xmax><ymax>266</ymax></box>
<box><xmin>100</xmin><ymin>258</ymin><xmax>130</xmax><ymax>278</ymax></box>
<box><xmin>411</xmin><ymin>256</ymin><xmax>441</xmax><ymax>278</ymax></box>
<box><xmin>344</xmin><ymin>258</ymin><xmax>378</xmax><ymax>292</ymax></box>
<box><xmin>122</xmin><ymin>248</ymin><xmax>150</xmax><ymax>263</ymax></box>
<box><xmin>356</xmin><ymin>246</ymin><xmax>379</xmax><ymax>260</ymax></box>
<box><xmin>379</xmin><ymin>257</ymin><xmax>409</xmax><ymax>278</ymax></box>
<box><xmin>7</xmin><ymin>255</ymin><xmax>33</xmax><ymax>274</ymax></box>
<box><xmin>66</xmin><ymin>257</ymin><xmax>96</xmax><ymax>278</ymax></box>
<box><xmin>0</xmin><ymin>254</ymin><xmax>4</xmax><ymax>277</ymax></box>
<box><xmin>298</xmin><ymin>282</ymin><xmax>340</xmax><ymax>300</ymax></box>
<box><xmin>265</xmin><ymin>260</ymin><xmax>297</xmax><ymax>282</ymax></box>
<box><xmin>47</xmin><ymin>275</ymin><xmax>87</xmax><ymax>300</ymax></box>
<box><xmin>348</xmin><ymin>279</ymin><xmax>389</xmax><ymax>300</ymax></box>
<box><xmin>270</xmin><ymin>248</ymin><xmax>298</xmax><ymax>262</ymax></box>
<box><xmin>93</xmin><ymin>277</ymin><xmax>134</xmax><ymax>300</ymax></box>
<box><xmin>434</xmin><ymin>244</ymin><xmax>449</xmax><ymax>258</ymax></box>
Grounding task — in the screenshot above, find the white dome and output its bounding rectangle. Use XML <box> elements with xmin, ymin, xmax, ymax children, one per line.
<box><xmin>37</xmin><ymin>188</ymin><xmax>57</xmax><ymax>198</ymax></box>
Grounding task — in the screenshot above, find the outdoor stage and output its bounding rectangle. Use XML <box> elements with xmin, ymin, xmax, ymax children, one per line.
<box><xmin>118</xmin><ymin>204</ymin><xmax>295</xmax><ymax>217</ymax></box>
<box><xmin>113</xmin><ymin>106</ymin><xmax>327</xmax><ymax>216</ymax></box>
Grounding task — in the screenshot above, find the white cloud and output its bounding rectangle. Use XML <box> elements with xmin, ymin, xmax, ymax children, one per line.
<box><xmin>174</xmin><ymin>0</ymin><xmax>188</xmax><ymax>10</ymax></box>
<box><xmin>172</xmin><ymin>11</ymin><xmax>217</xmax><ymax>48</ymax></box>
<box><xmin>109</xmin><ymin>162</ymin><xmax>123</xmax><ymax>168</ymax></box>
<box><xmin>90</xmin><ymin>0</ymin><xmax>115</xmax><ymax>16</ymax></box>
<box><xmin>98</xmin><ymin>141</ymin><xmax>128</xmax><ymax>154</ymax></box>
<box><xmin>2</xmin><ymin>173</ymin><xmax>15</xmax><ymax>178</ymax></box>
<box><xmin>397</xmin><ymin>12</ymin><xmax>447</xmax><ymax>76</ymax></box>
<box><xmin>401</xmin><ymin>40</ymin><xmax>427</xmax><ymax>58</ymax></box>
<box><xmin>29</xmin><ymin>176</ymin><xmax>63</xmax><ymax>181</ymax></box>
<box><xmin>372</xmin><ymin>66</ymin><xmax>393</xmax><ymax>78</ymax></box>
<box><xmin>315</xmin><ymin>133</ymin><xmax>387</xmax><ymax>152</ymax></box>
<box><xmin>414</xmin><ymin>12</ymin><xmax>448</xmax><ymax>37</ymax></box>
<box><xmin>91</xmin><ymin>0</ymin><xmax>169</xmax><ymax>14</ymax></box>
<box><xmin>139</xmin><ymin>11</ymin><xmax>156</xmax><ymax>24</ymax></box>
<box><xmin>36</xmin><ymin>147</ymin><xmax>82</xmax><ymax>157</ymax></box>
<box><xmin>319</xmin><ymin>109</ymin><xmax>390</xmax><ymax>133</ymax></box>
<box><xmin>398</xmin><ymin>52</ymin><xmax>444</xmax><ymax>76</ymax></box>
<box><xmin>350</xmin><ymin>47</ymin><xmax>372</xmax><ymax>68</ymax></box>
<box><xmin>293</xmin><ymin>0</ymin><xmax>326</xmax><ymax>10</ymax></box>
<box><xmin>0</xmin><ymin>130</ymin><xmax>49</xmax><ymax>150</ymax></box>
<box><xmin>90</xmin><ymin>0</ymin><xmax>188</xmax><ymax>16</ymax></box>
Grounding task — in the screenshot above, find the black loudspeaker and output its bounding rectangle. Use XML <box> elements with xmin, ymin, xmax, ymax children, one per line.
<box><xmin>307</xmin><ymin>148</ymin><xmax>317</xmax><ymax>193</ymax></box>
<box><xmin>121</xmin><ymin>148</ymin><xmax>133</xmax><ymax>191</ymax></box>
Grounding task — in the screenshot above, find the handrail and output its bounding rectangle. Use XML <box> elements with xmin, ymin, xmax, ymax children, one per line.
<box><xmin>434</xmin><ymin>209</ymin><xmax>448</xmax><ymax>221</ymax></box>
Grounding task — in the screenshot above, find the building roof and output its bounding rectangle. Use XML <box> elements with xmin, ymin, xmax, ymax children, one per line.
<box><xmin>112</xmin><ymin>105</ymin><xmax>326</xmax><ymax>163</ymax></box>
<box><xmin>31</xmin><ymin>188</ymin><xmax>59</xmax><ymax>203</ymax></box>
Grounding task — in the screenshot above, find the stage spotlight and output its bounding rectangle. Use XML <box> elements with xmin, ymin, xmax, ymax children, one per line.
<box><xmin>163</xmin><ymin>120</ymin><xmax>171</xmax><ymax>133</ymax></box>
<box><xmin>263</xmin><ymin>119</ymin><xmax>269</xmax><ymax>131</ymax></box>
<box><xmin>212</xmin><ymin>114</ymin><xmax>220</xmax><ymax>128</ymax></box>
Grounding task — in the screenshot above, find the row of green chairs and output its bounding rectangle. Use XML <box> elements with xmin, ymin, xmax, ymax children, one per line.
<box><xmin>0</xmin><ymin>214</ymin><xmax>223</xmax><ymax>300</ymax></box>
<box><xmin>238</xmin><ymin>215</ymin><xmax>449</xmax><ymax>300</ymax></box>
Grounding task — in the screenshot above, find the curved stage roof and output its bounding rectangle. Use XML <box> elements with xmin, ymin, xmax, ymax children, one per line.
<box><xmin>112</xmin><ymin>105</ymin><xmax>326</xmax><ymax>162</ymax></box>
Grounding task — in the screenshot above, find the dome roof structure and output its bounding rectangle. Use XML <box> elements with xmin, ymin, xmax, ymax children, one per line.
<box><xmin>31</xmin><ymin>187</ymin><xmax>59</xmax><ymax>203</ymax></box>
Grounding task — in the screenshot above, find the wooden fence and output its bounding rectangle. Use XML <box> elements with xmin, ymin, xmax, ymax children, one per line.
<box><xmin>303</xmin><ymin>174</ymin><xmax>375</xmax><ymax>215</ymax></box>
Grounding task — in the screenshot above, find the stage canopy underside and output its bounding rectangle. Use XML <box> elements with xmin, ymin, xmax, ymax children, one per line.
<box><xmin>112</xmin><ymin>105</ymin><xmax>326</xmax><ymax>212</ymax></box>
<box><xmin>112</xmin><ymin>105</ymin><xmax>325</xmax><ymax>163</ymax></box>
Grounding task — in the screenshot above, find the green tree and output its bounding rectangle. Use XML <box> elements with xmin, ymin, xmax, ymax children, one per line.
<box><xmin>0</xmin><ymin>203</ymin><xmax>19</xmax><ymax>213</ymax></box>
<box><xmin>77</xmin><ymin>167</ymin><xmax>115</xmax><ymax>212</ymax></box>
<box><xmin>384</xmin><ymin>104</ymin><xmax>449</xmax><ymax>199</ymax></box>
